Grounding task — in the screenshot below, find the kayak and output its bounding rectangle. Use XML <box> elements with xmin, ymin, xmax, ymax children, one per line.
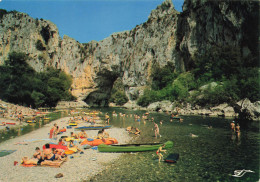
<box><xmin>98</xmin><ymin>141</ymin><xmax>173</xmax><ymax>152</ymax></box>
<box><xmin>75</xmin><ymin>125</ymin><xmax>111</xmax><ymax>130</ymax></box>
<box><xmin>81</xmin><ymin>138</ymin><xmax>118</xmax><ymax>146</ymax></box>
<box><xmin>69</xmin><ymin>122</ymin><xmax>78</xmax><ymax>126</ymax></box>
<box><xmin>26</xmin><ymin>120</ymin><xmax>36</xmax><ymax>123</ymax></box>
<box><xmin>164</xmin><ymin>153</ymin><xmax>179</xmax><ymax>163</ymax></box>
<box><xmin>5</xmin><ymin>122</ymin><xmax>16</xmax><ymax>125</ymax></box>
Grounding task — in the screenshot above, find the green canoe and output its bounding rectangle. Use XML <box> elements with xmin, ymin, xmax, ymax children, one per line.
<box><xmin>98</xmin><ymin>141</ymin><xmax>173</xmax><ymax>152</ymax></box>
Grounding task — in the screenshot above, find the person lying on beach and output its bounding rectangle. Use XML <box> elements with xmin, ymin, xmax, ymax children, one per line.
<box><xmin>67</xmin><ymin>140</ymin><xmax>84</xmax><ymax>153</ymax></box>
<box><xmin>43</xmin><ymin>144</ymin><xmax>63</xmax><ymax>161</ymax></box>
<box><xmin>52</xmin><ymin>148</ymin><xmax>66</xmax><ymax>160</ymax></box>
<box><xmin>78</xmin><ymin>130</ymin><xmax>88</xmax><ymax>138</ymax></box>
<box><xmin>22</xmin><ymin>156</ymin><xmax>62</xmax><ymax>167</ymax></box>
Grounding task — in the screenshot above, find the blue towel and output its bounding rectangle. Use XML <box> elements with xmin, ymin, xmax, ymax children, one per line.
<box><xmin>91</xmin><ymin>146</ymin><xmax>98</xmax><ymax>150</ymax></box>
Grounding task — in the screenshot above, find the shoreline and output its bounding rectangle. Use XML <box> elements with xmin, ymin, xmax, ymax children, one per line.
<box><xmin>0</xmin><ymin>116</ymin><xmax>132</xmax><ymax>182</ymax></box>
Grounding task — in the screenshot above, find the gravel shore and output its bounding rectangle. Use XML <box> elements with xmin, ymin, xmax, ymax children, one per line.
<box><xmin>0</xmin><ymin>117</ymin><xmax>132</xmax><ymax>182</ymax></box>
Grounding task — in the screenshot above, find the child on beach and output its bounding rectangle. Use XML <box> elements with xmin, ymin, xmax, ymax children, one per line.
<box><xmin>156</xmin><ymin>144</ymin><xmax>166</xmax><ymax>163</ymax></box>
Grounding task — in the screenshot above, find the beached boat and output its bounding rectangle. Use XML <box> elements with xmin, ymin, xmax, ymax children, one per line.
<box><xmin>75</xmin><ymin>125</ymin><xmax>111</xmax><ymax>130</ymax></box>
<box><xmin>26</xmin><ymin>120</ymin><xmax>36</xmax><ymax>123</ymax></box>
<box><xmin>69</xmin><ymin>122</ymin><xmax>78</xmax><ymax>126</ymax></box>
<box><xmin>81</xmin><ymin>138</ymin><xmax>118</xmax><ymax>146</ymax></box>
<box><xmin>5</xmin><ymin>122</ymin><xmax>16</xmax><ymax>125</ymax></box>
<box><xmin>98</xmin><ymin>141</ymin><xmax>173</xmax><ymax>152</ymax></box>
<box><xmin>164</xmin><ymin>153</ymin><xmax>179</xmax><ymax>163</ymax></box>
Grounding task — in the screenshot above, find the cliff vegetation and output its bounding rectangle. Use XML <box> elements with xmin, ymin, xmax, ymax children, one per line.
<box><xmin>0</xmin><ymin>52</ymin><xmax>75</xmax><ymax>108</ymax></box>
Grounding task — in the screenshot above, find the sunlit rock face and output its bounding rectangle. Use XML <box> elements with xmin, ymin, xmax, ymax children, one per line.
<box><xmin>0</xmin><ymin>0</ymin><xmax>257</xmax><ymax>106</ymax></box>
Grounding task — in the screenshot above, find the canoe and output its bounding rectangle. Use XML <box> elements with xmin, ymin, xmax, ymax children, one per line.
<box><xmin>98</xmin><ymin>141</ymin><xmax>173</xmax><ymax>152</ymax></box>
<box><xmin>81</xmin><ymin>138</ymin><xmax>118</xmax><ymax>146</ymax></box>
<box><xmin>26</xmin><ymin>120</ymin><xmax>36</xmax><ymax>123</ymax></box>
<box><xmin>69</xmin><ymin>122</ymin><xmax>78</xmax><ymax>126</ymax></box>
<box><xmin>6</xmin><ymin>122</ymin><xmax>16</xmax><ymax>125</ymax></box>
<box><xmin>164</xmin><ymin>153</ymin><xmax>179</xmax><ymax>163</ymax></box>
<box><xmin>75</xmin><ymin>125</ymin><xmax>111</xmax><ymax>130</ymax></box>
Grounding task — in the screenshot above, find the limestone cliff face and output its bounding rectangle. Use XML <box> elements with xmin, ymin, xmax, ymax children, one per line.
<box><xmin>0</xmin><ymin>0</ymin><xmax>258</xmax><ymax>106</ymax></box>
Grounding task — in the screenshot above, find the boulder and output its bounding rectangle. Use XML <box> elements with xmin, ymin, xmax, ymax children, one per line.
<box><xmin>237</xmin><ymin>99</ymin><xmax>260</xmax><ymax>120</ymax></box>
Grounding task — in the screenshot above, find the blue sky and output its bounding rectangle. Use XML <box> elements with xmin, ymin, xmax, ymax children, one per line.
<box><xmin>0</xmin><ymin>0</ymin><xmax>184</xmax><ymax>43</ymax></box>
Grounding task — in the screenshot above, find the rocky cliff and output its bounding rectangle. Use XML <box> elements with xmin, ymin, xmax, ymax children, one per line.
<box><xmin>0</xmin><ymin>0</ymin><xmax>258</xmax><ymax>106</ymax></box>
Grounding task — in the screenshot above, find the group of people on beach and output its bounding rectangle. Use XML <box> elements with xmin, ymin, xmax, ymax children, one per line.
<box><xmin>22</xmin><ymin>143</ymin><xmax>67</xmax><ymax>167</ymax></box>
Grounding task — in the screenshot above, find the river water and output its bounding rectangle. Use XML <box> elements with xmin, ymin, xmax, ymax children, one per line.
<box><xmin>89</xmin><ymin>108</ymin><xmax>259</xmax><ymax>182</ymax></box>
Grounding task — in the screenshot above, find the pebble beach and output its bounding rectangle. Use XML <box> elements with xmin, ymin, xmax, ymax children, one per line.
<box><xmin>0</xmin><ymin>116</ymin><xmax>132</xmax><ymax>182</ymax></box>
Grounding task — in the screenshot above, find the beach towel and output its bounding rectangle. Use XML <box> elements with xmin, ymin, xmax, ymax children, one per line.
<box><xmin>49</xmin><ymin>128</ymin><xmax>54</xmax><ymax>139</ymax></box>
<box><xmin>0</xmin><ymin>150</ymin><xmax>17</xmax><ymax>157</ymax></box>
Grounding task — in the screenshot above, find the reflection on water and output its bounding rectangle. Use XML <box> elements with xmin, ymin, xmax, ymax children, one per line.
<box><xmin>90</xmin><ymin>108</ymin><xmax>259</xmax><ymax>182</ymax></box>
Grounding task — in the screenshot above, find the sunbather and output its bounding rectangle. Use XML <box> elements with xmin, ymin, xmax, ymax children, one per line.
<box><xmin>22</xmin><ymin>156</ymin><xmax>62</xmax><ymax>167</ymax></box>
<box><xmin>78</xmin><ymin>130</ymin><xmax>88</xmax><ymax>138</ymax></box>
<box><xmin>67</xmin><ymin>140</ymin><xmax>84</xmax><ymax>153</ymax></box>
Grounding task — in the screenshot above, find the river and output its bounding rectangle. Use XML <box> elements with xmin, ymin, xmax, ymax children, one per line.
<box><xmin>90</xmin><ymin>107</ymin><xmax>259</xmax><ymax>182</ymax></box>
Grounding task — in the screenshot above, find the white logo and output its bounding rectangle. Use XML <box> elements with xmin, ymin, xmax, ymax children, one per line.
<box><xmin>232</xmin><ymin>169</ymin><xmax>255</xmax><ymax>177</ymax></box>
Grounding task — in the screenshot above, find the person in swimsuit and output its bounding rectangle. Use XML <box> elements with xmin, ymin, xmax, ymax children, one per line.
<box><xmin>22</xmin><ymin>156</ymin><xmax>63</xmax><ymax>167</ymax></box>
<box><xmin>154</xmin><ymin>122</ymin><xmax>161</xmax><ymax>138</ymax></box>
<box><xmin>101</xmin><ymin>128</ymin><xmax>110</xmax><ymax>138</ymax></box>
<box><xmin>156</xmin><ymin>144</ymin><xmax>166</xmax><ymax>163</ymax></box>
<box><xmin>78</xmin><ymin>130</ymin><xmax>88</xmax><ymax>138</ymax></box>
<box><xmin>236</xmin><ymin>123</ymin><xmax>241</xmax><ymax>138</ymax></box>
<box><xmin>58</xmin><ymin>138</ymin><xmax>65</xmax><ymax>145</ymax></box>
<box><xmin>67</xmin><ymin>140</ymin><xmax>84</xmax><ymax>153</ymax></box>
<box><xmin>70</xmin><ymin>132</ymin><xmax>78</xmax><ymax>139</ymax></box>
<box><xmin>43</xmin><ymin>143</ymin><xmax>56</xmax><ymax>161</ymax></box>
<box><xmin>33</xmin><ymin>147</ymin><xmax>45</xmax><ymax>164</ymax></box>
<box><xmin>230</xmin><ymin>121</ymin><xmax>235</xmax><ymax>132</ymax></box>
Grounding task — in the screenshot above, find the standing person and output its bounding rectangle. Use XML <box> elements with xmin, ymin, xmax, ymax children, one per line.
<box><xmin>53</xmin><ymin>125</ymin><xmax>59</xmax><ymax>140</ymax></box>
<box><xmin>156</xmin><ymin>144</ymin><xmax>166</xmax><ymax>163</ymax></box>
<box><xmin>230</xmin><ymin>121</ymin><xmax>235</xmax><ymax>132</ymax></box>
<box><xmin>154</xmin><ymin>122</ymin><xmax>161</xmax><ymax>138</ymax></box>
<box><xmin>236</xmin><ymin>123</ymin><xmax>241</xmax><ymax>138</ymax></box>
<box><xmin>49</xmin><ymin>123</ymin><xmax>57</xmax><ymax>139</ymax></box>
<box><xmin>105</xmin><ymin>113</ymin><xmax>110</xmax><ymax>124</ymax></box>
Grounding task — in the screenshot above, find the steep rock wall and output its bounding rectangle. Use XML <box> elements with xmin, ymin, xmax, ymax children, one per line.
<box><xmin>0</xmin><ymin>0</ymin><xmax>258</xmax><ymax>106</ymax></box>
